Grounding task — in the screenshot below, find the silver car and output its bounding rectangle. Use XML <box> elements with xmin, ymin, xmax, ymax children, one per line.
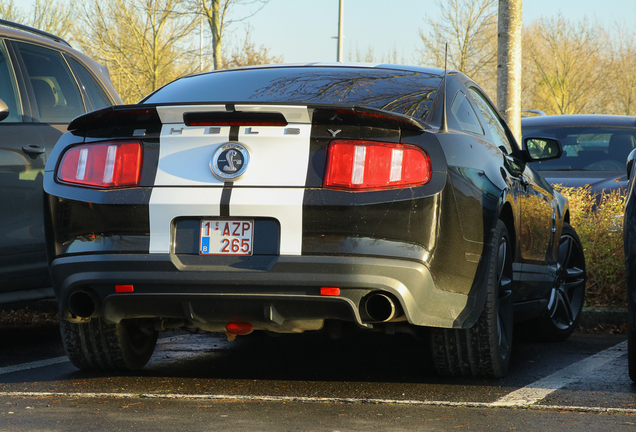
<box><xmin>0</xmin><ymin>20</ymin><xmax>121</xmax><ymax>304</ymax></box>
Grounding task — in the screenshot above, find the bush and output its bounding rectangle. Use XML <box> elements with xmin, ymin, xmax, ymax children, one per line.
<box><xmin>555</xmin><ymin>185</ymin><xmax>626</xmax><ymax>307</ymax></box>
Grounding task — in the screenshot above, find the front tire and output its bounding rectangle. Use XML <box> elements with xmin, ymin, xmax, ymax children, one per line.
<box><xmin>431</xmin><ymin>220</ymin><xmax>514</xmax><ymax>378</ymax></box>
<box><xmin>60</xmin><ymin>317</ymin><xmax>158</xmax><ymax>371</ymax></box>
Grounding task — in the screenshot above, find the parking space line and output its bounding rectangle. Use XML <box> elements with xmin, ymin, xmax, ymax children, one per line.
<box><xmin>0</xmin><ymin>391</ymin><xmax>635</xmax><ymax>414</ymax></box>
<box><xmin>491</xmin><ymin>340</ymin><xmax>628</xmax><ymax>407</ymax></box>
<box><xmin>0</xmin><ymin>335</ymin><xmax>187</xmax><ymax>376</ymax></box>
<box><xmin>0</xmin><ymin>357</ymin><xmax>68</xmax><ymax>375</ymax></box>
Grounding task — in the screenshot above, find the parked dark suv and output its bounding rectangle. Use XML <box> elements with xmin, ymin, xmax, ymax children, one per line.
<box><xmin>0</xmin><ymin>20</ymin><xmax>122</xmax><ymax>304</ymax></box>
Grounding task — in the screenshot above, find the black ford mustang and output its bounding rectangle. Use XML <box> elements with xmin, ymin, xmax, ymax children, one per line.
<box><xmin>44</xmin><ymin>64</ymin><xmax>586</xmax><ymax>378</ymax></box>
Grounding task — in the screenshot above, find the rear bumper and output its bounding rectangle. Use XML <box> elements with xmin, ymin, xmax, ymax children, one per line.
<box><xmin>51</xmin><ymin>253</ymin><xmax>479</xmax><ymax>330</ymax></box>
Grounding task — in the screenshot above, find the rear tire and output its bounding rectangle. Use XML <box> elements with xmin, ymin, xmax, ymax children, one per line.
<box><xmin>60</xmin><ymin>317</ymin><xmax>158</xmax><ymax>371</ymax></box>
<box><xmin>535</xmin><ymin>223</ymin><xmax>586</xmax><ymax>342</ymax></box>
<box><xmin>431</xmin><ymin>220</ymin><xmax>514</xmax><ymax>378</ymax></box>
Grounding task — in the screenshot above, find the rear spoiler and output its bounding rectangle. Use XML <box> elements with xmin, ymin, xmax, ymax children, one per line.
<box><xmin>68</xmin><ymin>103</ymin><xmax>427</xmax><ymax>133</ymax></box>
<box><xmin>68</xmin><ymin>105</ymin><xmax>161</xmax><ymax>132</ymax></box>
<box><xmin>310</xmin><ymin>105</ymin><xmax>427</xmax><ymax>132</ymax></box>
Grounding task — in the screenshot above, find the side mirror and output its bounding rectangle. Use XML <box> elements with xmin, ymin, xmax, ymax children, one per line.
<box><xmin>627</xmin><ymin>148</ymin><xmax>636</xmax><ymax>180</ymax></box>
<box><xmin>0</xmin><ymin>98</ymin><xmax>8</xmax><ymax>122</ymax></box>
<box><xmin>523</xmin><ymin>137</ymin><xmax>562</xmax><ymax>162</ymax></box>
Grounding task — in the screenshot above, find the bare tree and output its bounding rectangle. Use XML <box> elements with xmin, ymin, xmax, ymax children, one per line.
<box><xmin>223</xmin><ymin>26</ymin><xmax>283</xmax><ymax>68</ymax></box>
<box><xmin>193</xmin><ymin>0</ymin><xmax>268</xmax><ymax>70</ymax></box>
<box><xmin>496</xmin><ymin>0</ymin><xmax>523</xmax><ymax>142</ymax></box>
<box><xmin>348</xmin><ymin>45</ymin><xmax>377</xmax><ymax>63</ymax></box>
<box><xmin>608</xmin><ymin>24</ymin><xmax>636</xmax><ymax>116</ymax></box>
<box><xmin>77</xmin><ymin>0</ymin><xmax>199</xmax><ymax>103</ymax></box>
<box><xmin>418</xmin><ymin>0</ymin><xmax>498</xmax><ymax>95</ymax></box>
<box><xmin>381</xmin><ymin>47</ymin><xmax>408</xmax><ymax>65</ymax></box>
<box><xmin>523</xmin><ymin>15</ymin><xmax>608</xmax><ymax>115</ymax></box>
<box><xmin>30</xmin><ymin>0</ymin><xmax>77</xmax><ymax>41</ymax></box>
<box><xmin>346</xmin><ymin>45</ymin><xmax>408</xmax><ymax>64</ymax></box>
<box><xmin>0</xmin><ymin>0</ymin><xmax>75</xmax><ymax>41</ymax></box>
<box><xmin>0</xmin><ymin>0</ymin><xmax>26</xmax><ymax>23</ymax></box>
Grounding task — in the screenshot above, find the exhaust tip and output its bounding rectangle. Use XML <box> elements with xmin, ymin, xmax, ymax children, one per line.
<box><xmin>364</xmin><ymin>293</ymin><xmax>400</xmax><ymax>322</ymax></box>
<box><xmin>68</xmin><ymin>291</ymin><xmax>97</xmax><ymax>319</ymax></box>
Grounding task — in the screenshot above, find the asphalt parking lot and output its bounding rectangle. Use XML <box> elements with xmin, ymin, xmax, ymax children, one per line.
<box><xmin>1</xmin><ymin>302</ymin><xmax>635</xmax><ymax>431</ymax></box>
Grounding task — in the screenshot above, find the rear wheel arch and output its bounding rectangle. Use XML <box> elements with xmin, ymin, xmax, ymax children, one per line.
<box><xmin>430</xmin><ymin>219</ymin><xmax>514</xmax><ymax>378</ymax></box>
<box><xmin>498</xmin><ymin>202</ymin><xmax>516</xmax><ymax>260</ymax></box>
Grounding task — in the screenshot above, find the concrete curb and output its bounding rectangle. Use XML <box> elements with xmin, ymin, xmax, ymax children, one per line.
<box><xmin>579</xmin><ymin>307</ymin><xmax>628</xmax><ymax>328</ymax></box>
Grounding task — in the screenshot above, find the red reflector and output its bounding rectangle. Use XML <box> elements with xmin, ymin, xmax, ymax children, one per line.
<box><xmin>323</xmin><ymin>140</ymin><xmax>431</xmax><ymax>190</ymax></box>
<box><xmin>321</xmin><ymin>287</ymin><xmax>340</xmax><ymax>296</ymax></box>
<box><xmin>57</xmin><ymin>141</ymin><xmax>143</xmax><ymax>188</ymax></box>
<box><xmin>115</xmin><ymin>285</ymin><xmax>134</xmax><ymax>293</ymax></box>
<box><xmin>226</xmin><ymin>322</ymin><xmax>254</xmax><ymax>335</ymax></box>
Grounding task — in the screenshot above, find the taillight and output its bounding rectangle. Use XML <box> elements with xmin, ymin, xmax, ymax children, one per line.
<box><xmin>323</xmin><ymin>140</ymin><xmax>431</xmax><ymax>190</ymax></box>
<box><xmin>57</xmin><ymin>141</ymin><xmax>143</xmax><ymax>188</ymax></box>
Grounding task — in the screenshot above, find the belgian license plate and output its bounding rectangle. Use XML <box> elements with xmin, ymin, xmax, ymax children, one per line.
<box><xmin>200</xmin><ymin>219</ymin><xmax>254</xmax><ymax>255</ymax></box>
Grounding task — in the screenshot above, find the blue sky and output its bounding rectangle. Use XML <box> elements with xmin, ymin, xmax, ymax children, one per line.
<box><xmin>17</xmin><ymin>0</ymin><xmax>634</xmax><ymax>63</ymax></box>
<box><xmin>230</xmin><ymin>0</ymin><xmax>633</xmax><ymax>63</ymax></box>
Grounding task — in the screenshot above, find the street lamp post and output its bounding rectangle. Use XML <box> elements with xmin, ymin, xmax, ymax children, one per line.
<box><xmin>337</xmin><ymin>0</ymin><xmax>344</xmax><ymax>62</ymax></box>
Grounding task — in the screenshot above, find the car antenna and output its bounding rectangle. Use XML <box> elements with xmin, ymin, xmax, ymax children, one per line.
<box><xmin>440</xmin><ymin>42</ymin><xmax>449</xmax><ymax>133</ymax></box>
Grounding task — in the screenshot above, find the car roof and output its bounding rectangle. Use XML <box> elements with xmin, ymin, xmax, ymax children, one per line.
<box><xmin>0</xmin><ymin>20</ymin><xmax>121</xmax><ymax>100</ymax></box>
<box><xmin>141</xmin><ymin>63</ymin><xmax>449</xmax><ymax>117</ymax></box>
<box><xmin>521</xmin><ymin>114</ymin><xmax>636</xmax><ymax>128</ymax></box>
<box><xmin>182</xmin><ymin>62</ymin><xmax>448</xmax><ymax>80</ymax></box>
<box><xmin>0</xmin><ymin>19</ymin><xmax>70</xmax><ymax>48</ymax></box>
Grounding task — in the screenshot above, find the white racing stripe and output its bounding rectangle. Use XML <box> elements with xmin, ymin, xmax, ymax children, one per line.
<box><xmin>490</xmin><ymin>340</ymin><xmax>627</xmax><ymax>407</ymax></box>
<box><xmin>230</xmin><ymin>188</ymin><xmax>305</xmax><ymax>255</ymax></box>
<box><xmin>149</xmin><ymin>187</ymin><xmax>223</xmax><ymax>253</ymax></box>
<box><xmin>153</xmin><ymin>124</ymin><xmax>231</xmax><ymax>187</ymax></box>
<box><xmin>228</xmin><ymin>124</ymin><xmax>312</xmax><ymax>187</ymax></box>
<box><xmin>149</xmin><ymin>105</ymin><xmax>312</xmax><ymax>254</ymax></box>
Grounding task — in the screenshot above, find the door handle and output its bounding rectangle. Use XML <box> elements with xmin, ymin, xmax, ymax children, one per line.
<box><xmin>22</xmin><ymin>145</ymin><xmax>45</xmax><ymax>159</ymax></box>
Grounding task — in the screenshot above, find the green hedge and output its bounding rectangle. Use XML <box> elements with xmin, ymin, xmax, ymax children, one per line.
<box><xmin>554</xmin><ymin>185</ymin><xmax>626</xmax><ymax>307</ymax></box>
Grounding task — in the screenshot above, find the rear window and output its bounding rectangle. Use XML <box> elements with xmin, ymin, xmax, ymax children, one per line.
<box><xmin>523</xmin><ymin>125</ymin><xmax>636</xmax><ymax>171</ymax></box>
<box><xmin>67</xmin><ymin>56</ymin><xmax>112</xmax><ymax>112</ymax></box>
<box><xmin>142</xmin><ymin>67</ymin><xmax>442</xmax><ymax>120</ymax></box>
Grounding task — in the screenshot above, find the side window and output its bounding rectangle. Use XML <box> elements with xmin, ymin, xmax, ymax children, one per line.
<box><xmin>0</xmin><ymin>40</ymin><xmax>22</xmax><ymax>122</ymax></box>
<box><xmin>450</xmin><ymin>91</ymin><xmax>483</xmax><ymax>135</ymax></box>
<box><xmin>67</xmin><ymin>56</ymin><xmax>112</xmax><ymax>112</ymax></box>
<box><xmin>469</xmin><ymin>88</ymin><xmax>514</xmax><ymax>155</ymax></box>
<box><xmin>14</xmin><ymin>42</ymin><xmax>84</xmax><ymax>123</ymax></box>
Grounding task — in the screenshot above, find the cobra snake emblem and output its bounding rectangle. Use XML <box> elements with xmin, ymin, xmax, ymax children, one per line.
<box><xmin>223</xmin><ymin>150</ymin><xmax>238</xmax><ymax>172</ymax></box>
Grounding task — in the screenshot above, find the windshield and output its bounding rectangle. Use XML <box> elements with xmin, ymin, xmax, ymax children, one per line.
<box><xmin>523</xmin><ymin>125</ymin><xmax>636</xmax><ymax>171</ymax></box>
<box><xmin>142</xmin><ymin>67</ymin><xmax>442</xmax><ymax>120</ymax></box>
